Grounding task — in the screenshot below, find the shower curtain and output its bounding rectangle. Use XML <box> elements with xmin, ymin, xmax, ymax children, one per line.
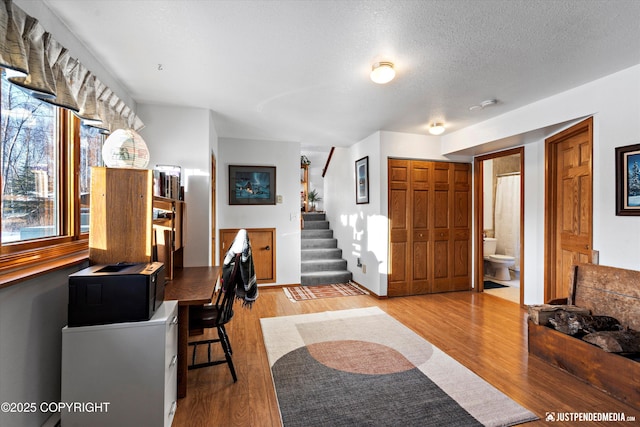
<box><xmin>494</xmin><ymin>174</ymin><xmax>520</xmax><ymax>270</ymax></box>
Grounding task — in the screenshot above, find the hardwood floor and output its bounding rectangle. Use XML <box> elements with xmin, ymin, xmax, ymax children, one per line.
<box><xmin>172</xmin><ymin>288</ymin><xmax>638</xmax><ymax>426</ymax></box>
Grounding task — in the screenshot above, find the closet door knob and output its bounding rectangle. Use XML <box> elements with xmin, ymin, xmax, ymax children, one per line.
<box><xmin>264</xmin><ymin>245</ymin><xmax>271</xmax><ymax>251</ymax></box>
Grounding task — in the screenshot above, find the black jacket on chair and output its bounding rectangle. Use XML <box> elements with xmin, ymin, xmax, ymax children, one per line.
<box><xmin>223</xmin><ymin>229</ymin><xmax>258</xmax><ymax>307</ymax></box>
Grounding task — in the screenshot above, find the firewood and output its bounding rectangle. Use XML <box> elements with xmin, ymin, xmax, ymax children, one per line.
<box><xmin>527</xmin><ymin>304</ymin><xmax>590</xmax><ymax>326</ymax></box>
<box><xmin>582</xmin><ymin>329</ymin><xmax>640</xmax><ymax>353</ymax></box>
<box><xmin>549</xmin><ymin>311</ymin><xmax>621</xmax><ymax>336</ymax></box>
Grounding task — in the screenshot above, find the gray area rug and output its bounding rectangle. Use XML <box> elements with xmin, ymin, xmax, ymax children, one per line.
<box><xmin>261</xmin><ymin>307</ymin><xmax>538</xmax><ymax>427</ymax></box>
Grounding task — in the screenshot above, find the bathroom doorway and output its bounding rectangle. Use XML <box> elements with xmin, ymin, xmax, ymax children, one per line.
<box><xmin>474</xmin><ymin>148</ymin><xmax>524</xmax><ymax>305</ymax></box>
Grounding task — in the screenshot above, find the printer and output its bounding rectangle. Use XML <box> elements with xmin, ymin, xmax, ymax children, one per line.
<box><xmin>68</xmin><ymin>262</ymin><xmax>165</xmax><ymax>327</ymax></box>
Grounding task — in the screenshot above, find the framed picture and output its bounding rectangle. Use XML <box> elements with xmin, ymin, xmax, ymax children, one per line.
<box><xmin>229</xmin><ymin>165</ymin><xmax>276</xmax><ymax>205</ymax></box>
<box><xmin>615</xmin><ymin>143</ymin><xmax>640</xmax><ymax>216</ymax></box>
<box><xmin>355</xmin><ymin>156</ymin><xmax>369</xmax><ymax>204</ymax></box>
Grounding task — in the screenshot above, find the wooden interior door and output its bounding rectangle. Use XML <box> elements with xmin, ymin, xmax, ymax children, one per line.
<box><xmin>545</xmin><ymin>117</ymin><xmax>593</xmax><ymax>301</ymax></box>
<box><xmin>220</xmin><ymin>228</ymin><xmax>275</xmax><ymax>283</ymax></box>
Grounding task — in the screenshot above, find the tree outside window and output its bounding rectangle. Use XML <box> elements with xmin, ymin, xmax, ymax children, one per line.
<box><xmin>79</xmin><ymin>124</ymin><xmax>103</xmax><ymax>233</ymax></box>
<box><xmin>1</xmin><ymin>75</ymin><xmax>58</xmax><ymax>243</ymax></box>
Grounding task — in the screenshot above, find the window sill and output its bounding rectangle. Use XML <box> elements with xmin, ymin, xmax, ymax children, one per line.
<box><xmin>0</xmin><ymin>241</ymin><xmax>89</xmax><ymax>289</ymax></box>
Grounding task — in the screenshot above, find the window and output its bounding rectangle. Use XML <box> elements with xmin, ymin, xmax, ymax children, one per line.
<box><xmin>0</xmin><ymin>73</ymin><xmax>103</xmax><ymax>281</ymax></box>
<box><xmin>1</xmin><ymin>76</ymin><xmax>59</xmax><ymax>244</ymax></box>
<box><xmin>79</xmin><ymin>125</ymin><xmax>104</xmax><ymax>234</ymax></box>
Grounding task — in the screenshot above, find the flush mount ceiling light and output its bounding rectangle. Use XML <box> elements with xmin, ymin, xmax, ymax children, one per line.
<box><xmin>370</xmin><ymin>62</ymin><xmax>395</xmax><ymax>84</ymax></box>
<box><xmin>428</xmin><ymin>123</ymin><xmax>445</xmax><ymax>135</ymax></box>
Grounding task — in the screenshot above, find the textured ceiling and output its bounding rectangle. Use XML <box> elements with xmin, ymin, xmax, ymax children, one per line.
<box><xmin>41</xmin><ymin>0</ymin><xmax>640</xmax><ymax>148</ymax></box>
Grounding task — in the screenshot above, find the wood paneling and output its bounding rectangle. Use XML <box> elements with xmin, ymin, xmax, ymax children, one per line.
<box><xmin>220</xmin><ymin>228</ymin><xmax>275</xmax><ymax>283</ymax></box>
<box><xmin>388</xmin><ymin>159</ymin><xmax>471</xmax><ymax>296</ymax></box>
<box><xmin>170</xmin><ymin>289</ymin><xmax>638</xmax><ymax>427</ymax></box>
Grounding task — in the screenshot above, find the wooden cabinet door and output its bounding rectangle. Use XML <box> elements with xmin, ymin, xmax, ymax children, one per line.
<box><xmin>220</xmin><ymin>228</ymin><xmax>275</xmax><ymax>283</ymax></box>
<box><xmin>89</xmin><ymin>167</ymin><xmax>153</xmax><ymax>265</ymax></box>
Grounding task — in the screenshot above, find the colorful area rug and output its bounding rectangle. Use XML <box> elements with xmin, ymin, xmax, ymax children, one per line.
<box><xmin>283</xmin><ymin>282</ymin><xmax>368</xmax><ymax>302</ymax></box>
<box><xmin>261</xmin><ymin>307</ymin><xmax>537</xmax><ymax>427</ymax></box>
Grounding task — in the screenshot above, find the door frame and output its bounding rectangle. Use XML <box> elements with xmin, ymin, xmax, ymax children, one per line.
<box><xmin>473</xmin><ymin>147</ymin><xmax>525</xmax><ymax>306</ymax></box>
<box><xmin>211</xmin><ymin>153</ymin><xmax>217</xmax><ymax>266</ymax></box>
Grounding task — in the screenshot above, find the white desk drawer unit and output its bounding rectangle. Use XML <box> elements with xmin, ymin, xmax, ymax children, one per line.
<box><xmin>61</xmin><ymin>300</ymin><xmax>178</xmax><ymax>427</ymax></box>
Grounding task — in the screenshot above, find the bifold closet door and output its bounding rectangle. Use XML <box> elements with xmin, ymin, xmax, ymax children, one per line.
<box><xmin>388</xmin><ymin>159</ymin><xmax>471</xmax><ymax>296</ymax></box>
<box><xmin>409</xmin><ymin>160</ymin><xmax>431</xmax><ymax>295</ymax></box>
<box><xmin>388</xmin><ymin>159</ymin><xmax>411</xmax><ymax>296</ymax></box>
<box><xmin>388</xmin><ymin>159</ymin><xmax>432</xmax><ymax>296</ymax></box>
<box><xmin>431</xmin><ymin>162</ymin><xmax>472</xmax><ymax>293</ymax></box>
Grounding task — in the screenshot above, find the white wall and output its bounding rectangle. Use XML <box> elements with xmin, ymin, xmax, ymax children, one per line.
<box><xmin>325</xmin><ymin>133</ymin><xmax>383</xmax><ymax>294</ymax></box>
<box><xmin>0</xmin><ymin>4</ymin><xmax>138</xmax><ymax>426</ymax></box>
<box><xmin>327</xmin><ymin>66</ymin><xmax>640</xmax><ymax>303</ymax></box>
<box><xmin>325</xmin><ymin>131</ymin><xmax>474</xmax><ymax>296</ymax></box>
<box><xmin>325</xmin><ymin>131</ymin><xmax>475</xmax><ymax>296</ymax></box>
<box><xmin>444</xmin><ymin>64</ymin><xmax>640</xmax><ymax>304</ymax></box>
<box><xmin>0</xmin><ymin>264</ymin><xmax>86</xmax><ymax>427</ymax></box>
<box><xmin>523</xmin><ymin>142</ymin><xmax>546</xmax><ymax>304</ymax></box>
<box><xmin>138</xmin><ymin>104</ymin><xmax>215</xmax><ymax>267</ymax></box>
<box><xmin>218</xmin><ymin>138</ymin><xmax>301</xmax><ymax>285</ymax></box>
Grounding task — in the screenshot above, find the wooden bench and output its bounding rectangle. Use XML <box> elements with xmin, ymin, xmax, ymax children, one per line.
<box><xmin>527</xmin><ymin>263</ymin><xmax>640</xmax><ymax>409</ymax></box>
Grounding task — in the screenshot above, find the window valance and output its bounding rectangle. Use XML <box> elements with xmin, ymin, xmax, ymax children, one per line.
<box><xmin>0</xmin><ymin>0</ymin><xmax>143</xmax><ymax>132</ymax></box>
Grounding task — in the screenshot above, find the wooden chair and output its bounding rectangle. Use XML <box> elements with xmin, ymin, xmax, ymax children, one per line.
<box><xmin>187</xmin><ymin>253</ymin><xmax>240</xmax><ymax>382</ymax></box>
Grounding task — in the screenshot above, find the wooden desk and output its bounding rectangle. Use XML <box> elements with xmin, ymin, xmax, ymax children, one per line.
<box><xmin>164</xmin><ymin>266</ymin><xmax>220</xmax><ymax>398</ymax></box>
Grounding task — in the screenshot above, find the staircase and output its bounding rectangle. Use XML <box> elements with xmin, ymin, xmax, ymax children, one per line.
<box><xmin>301</xmin><ymin>212</ymin><xmax>352</xmax><ymax>286</ymax></box>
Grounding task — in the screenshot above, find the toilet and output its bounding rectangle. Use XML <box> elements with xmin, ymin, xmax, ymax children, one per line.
<box><xmin>483</xmin><ymin>237</ymin><xmax>515</xmax><ymax>281</ymax></box>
